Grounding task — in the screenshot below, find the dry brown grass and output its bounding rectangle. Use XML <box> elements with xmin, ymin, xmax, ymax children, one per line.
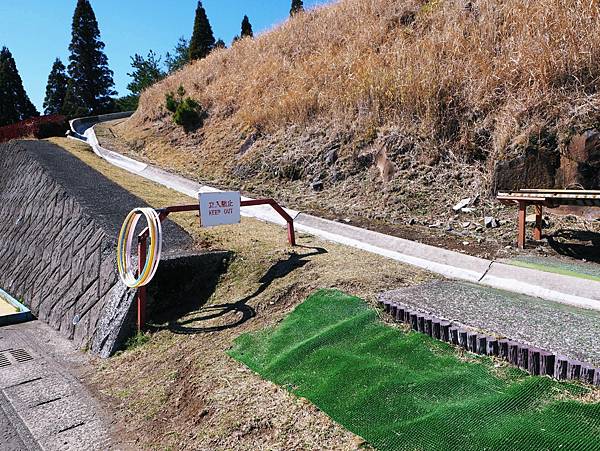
<box><xmin>49</xmin><ymin>137</ymin><xmax>430</xmax><ymax>450</ymax></box>
<box><xmin>132</xmin><ymin>0</ymin><xmax>600</xmax><ymax>162</ymax></box>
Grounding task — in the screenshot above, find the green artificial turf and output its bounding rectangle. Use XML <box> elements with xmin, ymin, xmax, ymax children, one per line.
<box><xmin>229</xmin><ymin>290</ymin><xmax>600</xmax><ymax>451</ymax></box>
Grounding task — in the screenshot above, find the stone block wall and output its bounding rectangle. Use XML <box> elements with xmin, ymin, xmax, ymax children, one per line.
<box><xmin>0</xmin><ymin>141</ymin><xmax>136</xmax><ymax>356</ymax></box>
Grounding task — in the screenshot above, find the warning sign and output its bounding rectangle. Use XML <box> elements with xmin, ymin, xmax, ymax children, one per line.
<box><xmin>199</xmin><ymin>191</ymin><xmax>241</xmax><ymax>227</ymax></box>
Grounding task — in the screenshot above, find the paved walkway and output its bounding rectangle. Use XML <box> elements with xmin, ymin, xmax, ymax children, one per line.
<box><xmin>0</xmin><ymin>321</ymin><xmax>116</xmax><ymax>450</ymax></box>
<box><xmin>380</xmin><ymin>281</ymin><xmax>600</xmax><ymax>366</ymax></box>
<box><xmin>0</xmin><ymin>392</ymin><xmax>38</xmax><ymax>451</ymax></box>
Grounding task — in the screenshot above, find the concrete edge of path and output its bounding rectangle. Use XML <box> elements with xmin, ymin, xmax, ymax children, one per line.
<box><xmin>69</xmin><ymin>115</ymin><xmax>600</xmax><ymax>312</ymax></box>
<box><xmin>480</xmin><ymin>262</ymin><xmax>600</xmax><ymax>311</ymax></box>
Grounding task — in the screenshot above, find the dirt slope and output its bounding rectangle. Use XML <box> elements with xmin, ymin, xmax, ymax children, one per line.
<box><xmin>111</xmin><ymin>0</ymin><xmax>600</xmax><ymax>258</ymax></box>
<box><xmin>50</xmin><ymin>137</ymin><xmax>430</xmax><ymax>449</ymax></box>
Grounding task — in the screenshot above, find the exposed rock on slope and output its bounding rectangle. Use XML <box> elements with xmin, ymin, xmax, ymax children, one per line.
<box><xmin>115</xmin><ymin>0</ymin><xmax>600</xmax><ymax>229</ymax></box>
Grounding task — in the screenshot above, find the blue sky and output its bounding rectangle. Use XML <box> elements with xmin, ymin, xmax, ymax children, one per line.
<box><xmin>0</xmin><ymin>0</ymin><xmax>329</xmax><ymax>112</ymax></box>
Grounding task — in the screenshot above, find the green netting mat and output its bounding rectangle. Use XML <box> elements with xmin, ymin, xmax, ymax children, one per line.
<box><xmin>229</xmin><ymin>290</ymin><xmax>600</xmax><ymax>451</ymax></box>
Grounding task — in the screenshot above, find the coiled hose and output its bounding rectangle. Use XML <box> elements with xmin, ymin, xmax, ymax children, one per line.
<box><xmin>117</xmin><ymin>207</ymin><xmax>163</xmax><ymax>288</ymax></box>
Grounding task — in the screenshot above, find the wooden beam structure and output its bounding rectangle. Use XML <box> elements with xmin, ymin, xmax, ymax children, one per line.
<box><xmin>497</xmin><ymin>189</ymin><xmax>600</xmax><ymax>249</ymax></box>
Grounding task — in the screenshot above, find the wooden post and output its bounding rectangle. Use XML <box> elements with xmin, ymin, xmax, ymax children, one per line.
<box><xmin>517</xmin><ymin>201</ymin><xmax>527</xmax><ymax>249</ymax></box>
<box><xmin>534</xmin><ymin>204</ymin><xmax>543</xmax><ymax>241</ymax></box>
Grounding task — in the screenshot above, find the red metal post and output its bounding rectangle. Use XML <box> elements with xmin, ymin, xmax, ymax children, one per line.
<box><xmin>137</xmin><ymin>235</ymin><xmax>147</xmax><ymax>333</ymax></box>
<box><xmin>130</xmin><ymin>197</ymin><xmax>295</xmax><ymax>332</ymax></box>
<box><xmin>164</xmin><ymin>200</ymin><xmax>296</xmax><ymax>247</ymax></box>
<box><xmin>534</xmin><ymin>204</ymin><xmax>543</xmax><ymax>241</ymax></box>
<box><xmin>287</xmin><ymin>221</ymin><xmax>296</xmax><ymax>247</ymax></box>
<box><xmin>517</xmin><ymin>201</ymin><xmax>527</xmax><ymax>249</ymax></box>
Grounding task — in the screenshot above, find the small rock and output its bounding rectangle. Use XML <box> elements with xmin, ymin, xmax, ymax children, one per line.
<box><xmin>463</xmin><ymin>241</ymin><xmax>470</xmax><ymax>246</ymax></box>
<box><xmin>325</xmin><ymin>148</ymin><xmax>338</xmax><ymax>166</ymax></box>
<box><xmin>461</xmin><ymin>221</ymin><xmax>471</xmax><ymax>228</ymax></box>
<box><xmin>461</xmin><ymin>207</ymin><xmax>474</xmax><ymax>213</ymax></box>
<box><xmin>484</xmin><ymin>216</ymin><xmax>499</xmax><ymax>228</ymax></box>
<box><xmin>453</xmin><ymin>198</ymin><xmax>471</xmax><ymax>211</ymax></box>
<box><xmin>407</xmin><ymin>218</ymin><xmax>416</xmax><ymax>225</ymax></box>
<box><xmin>330</xmin><ymin>168</ymin><xmax>344</xmax><ymax>182</ymax></box>
<box><xmin>475</xmin><ymin>226</ymin><xmax>483</xmax><ymax>232</ymax></box>
<box><xmin>311</xmin><ymin>180</ymin><xmax>324</xmax><ymax>192</ymax></box>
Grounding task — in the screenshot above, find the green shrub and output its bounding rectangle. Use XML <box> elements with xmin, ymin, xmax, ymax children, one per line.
<box><xmin>165</xmin><ymin>85</ymin><xmax>205</xmax><ymax>131</ymax></box>
<box><xmin>125</xmin><ymin>332</ymin><xmax>150</xmax><ymax>350</ymax></box>
<box><xmin>173</xmin><ymin>98</ymin><xmax>201</xmax><ymax>128</ymax></box>
<box><xmin>165</xmin><ymin>92</ymin><xmax>178</xmax><ymax>113</ymax></box>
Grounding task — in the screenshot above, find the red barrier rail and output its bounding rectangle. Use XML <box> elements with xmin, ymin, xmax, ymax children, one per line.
<box><xmin>135</xmin><ymin>198</ymin><xmax>296</xmax><ymax>332</ymax></box>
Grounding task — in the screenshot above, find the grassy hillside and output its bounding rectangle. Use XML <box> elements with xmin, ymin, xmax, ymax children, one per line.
<box><xmin>112</xmin><ymin>0</ymin><xmax>600</xmax><ymax>254</ymax></box>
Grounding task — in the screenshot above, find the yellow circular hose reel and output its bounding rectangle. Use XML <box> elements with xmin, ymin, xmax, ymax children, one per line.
<box><xmin>116</xmin><ymin>207</ymin><xmax>163</xmax><ymax>288</ymax></box>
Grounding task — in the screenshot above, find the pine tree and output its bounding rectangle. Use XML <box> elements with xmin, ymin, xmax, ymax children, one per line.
<box><xmin>241</xmin><ymin>15</ymin><xmax>253</xmax><ymax>38</ymax></box>
<box><xmin>67</xmin><ymin>0</ymin><xmax>116</xmax><ymax>115</ymax></box>
<box><xmin>43</xmin><ymin>58</ymin><xmax>69</xmax><ymax>115</ymax></box>
<box><xmin>214</xmin><ymin>39</ymin><xmax>226</xmax><ymax>50</ymax></box>
<box><xmin>188</xmin><ymin>1</ymin><xmax>215</xmax><ymax>61</ymax></box>
<box><xmin>165</xmin><ymin>37</ymin><xmax>190</xmax><ymax>73</ymax></box>
<box><xmin>0</xmin><ymin>47</ymin><xmax>38</xmax><ymax>126</ymax></box>
<box><xmin>127</xmin><ymin>50</ymin><xmax>165</xmax><ymax>96</ymax></box>
<box><xmin>61</xmin><ymin>78</ymin><xmax>86</xmax><ymax>118</ymax></box>
<box><xmin>290</xmin><ymin>0</ymin><xmax>304</xmax><ymax>16</ymax></box>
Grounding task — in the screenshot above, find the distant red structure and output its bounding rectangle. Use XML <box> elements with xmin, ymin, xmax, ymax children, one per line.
<box><xmin>0</xmin><ymin>115</ymin><xmax>68</xmax><ymax>143</ymax></box>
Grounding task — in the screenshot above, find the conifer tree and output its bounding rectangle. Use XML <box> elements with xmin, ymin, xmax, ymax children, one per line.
<box><xmin>188</xmin><ymin>1</ymin><xmax>215</xmax><ymax>61</ymax></box>
<box><xmin>0</xmin><ymin>47</ymin><xmax>38</xmax><ymax>126</ymax></box>
<box><xmin>43</xmin><ymin>58</ymin><xmax>69</xmax><ymax>115</ymax></box>
<box><xmin>214</xmin><ymin>39</ymin><xmax>226</xmax><ymax>50</ymax></box>
<box><xmin>165</xmin><ymin>37</ymin><xmax>190</xmax><ymax>73</ymax></box>
<box><xmin>127</xmin><ymin>51</ymin><xmax>165</xmax><ymax>96</ymax></box>
<box><xmin>241</xmin><ymin>15</ymin><xmax>253</xmax><ymax>38</ymax></box>
<box><xmin>66</xmin><ymin>0</ymin><xmax>116</xmax><ymax>115</ymax></box>
<box><xmin>290</xmin><ymin>0</ymin><xmax>304</xmax><ymax>16</ymax></box>
<box><xmin>61</xmin><ymin>79</ymin><xmax>86</xmax><ymax>118</ymax></box>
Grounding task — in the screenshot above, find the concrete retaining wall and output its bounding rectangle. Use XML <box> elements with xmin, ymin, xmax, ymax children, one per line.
<box><xmin>0</xmin><ymin>141</ymin><xmax>137</xmax><ymax>356</ymax></box>
<box><xmin>0</xmin><ymin>140</ymin><xmax>197</xmax><ymax>356</ymax></box>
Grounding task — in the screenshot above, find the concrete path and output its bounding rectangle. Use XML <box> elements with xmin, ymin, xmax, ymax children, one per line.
<box><xmin>70</xmin><ymin>114</ymin><xmax>600</xmax><ymax>311</ymax></box>
<box><xmin>380</xmin><ymin>281</ymin><xmax>600</xmax><ymax>367</ymax></box>
<box><xmin>0</xmin><ymin>392</ymin><xmax>39</xmax><ymax>451</ymax></box>
<box><xmin>0</xmin><ymin>321</ymin><xmax>117</xmax><ymax>450</ymax></box>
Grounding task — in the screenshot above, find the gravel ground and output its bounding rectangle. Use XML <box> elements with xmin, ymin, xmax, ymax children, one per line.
<box><xmin>380</xmin><ymin>280</ymin><xmax>600</xmax><ymax>366</ymax></box>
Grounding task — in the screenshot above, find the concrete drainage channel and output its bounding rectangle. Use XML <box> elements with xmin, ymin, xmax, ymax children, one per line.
<box><xmin>378</xmin><ymin>298</ymin><xmax>600</xmax><ymax>386</ymax></box>
<box><xmin>71</xmin><ymin>113</ymin><xmax>600</xmax><ymax>312</ymax></box>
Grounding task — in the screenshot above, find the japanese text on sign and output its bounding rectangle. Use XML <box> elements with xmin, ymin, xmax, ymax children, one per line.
<box><xmin>199</xmin><ymin>191</ymin><xmax>241</xmax><ymax>227</ymax></box>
